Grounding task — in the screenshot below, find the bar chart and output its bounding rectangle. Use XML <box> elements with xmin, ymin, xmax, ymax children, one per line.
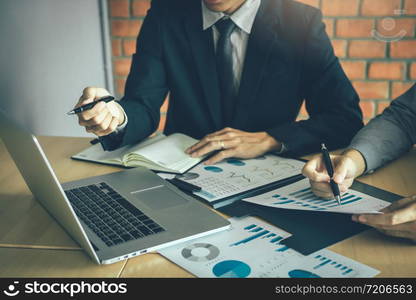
<box><xmin>244</xmin><ymin>178</ymin><xmax>390</xmax><ymax>215</ymax></box>
<box><xmin>230</xmin><ymin>223</ymin><xmax>289</xmax><ymax>252</ymax></box>
<box><xmin>281</xmin><ymin>249</ymin><xmax>379</xmax><ymax>278</ymax></box>
<box><xmin>159</xmin><ymin>217</ymin><xmax>379</xmax><ymax>278</ymax></box>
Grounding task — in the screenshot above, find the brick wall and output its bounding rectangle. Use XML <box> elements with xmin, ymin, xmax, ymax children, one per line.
<box><xmin>108</xmin><ymin>0</ymin><xmax>416</xmax><ymax>130</ymax></box>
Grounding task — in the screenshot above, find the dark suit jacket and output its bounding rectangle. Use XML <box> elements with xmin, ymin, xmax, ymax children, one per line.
<box><xmin>102</xmin><ymin>0</ymin><xmax>363</xmax><ymax>156</ymax></box>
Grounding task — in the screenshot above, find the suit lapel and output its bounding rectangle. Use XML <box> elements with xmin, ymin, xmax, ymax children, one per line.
<box><xmin>232</xmin><ymin>0</ymin><xmax>280</xmax><ymax>127</ymax></box>
<box><xmin>184</xmin><ymin>10</ymin><xmax>222</xmax><ymax>131</ymax></box>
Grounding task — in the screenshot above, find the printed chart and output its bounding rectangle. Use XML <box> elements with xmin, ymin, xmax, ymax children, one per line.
<box><xmin>159</xmin><ymin>217</ymin><xmax>379</xmax><ymax>278</ymax></box>
<box><xmin>279</xmin><ymin>249</ymin><xmax>379</xmax><ymax>278</ymax></box>
<box><xmin>177</xmin><ymin>155</ymin><xmax>304</xmax><ymax>202</ymax></box>
<box><xmin>243</xmin><ymin>178</ymin><xmax>391</xmax><ymax>214</ymax></box>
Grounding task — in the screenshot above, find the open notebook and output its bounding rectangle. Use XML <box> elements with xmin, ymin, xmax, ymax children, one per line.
<box><xmin>72</xmin><ymin>133</ymin><xmax>204</xmax><ymax>173</ymax></box>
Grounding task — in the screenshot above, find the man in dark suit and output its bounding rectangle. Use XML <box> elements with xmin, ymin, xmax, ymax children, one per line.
<box><xmin>75</xmin><ymin>0</ymin><xmax>363</xmax><ymax>164</ymax></box>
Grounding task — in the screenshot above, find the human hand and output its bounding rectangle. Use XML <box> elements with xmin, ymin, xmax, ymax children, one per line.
<box><xmin>185</xmin><ymin>127</ymin><xmax>281</xmax><ymax>165</ymax></box>
<box><xmin>75</xmin><ymin>87</ymin><xmax>125</xmax><ymax>137</ymax></box>
<box><xmin>352</xmin><ymin>195</ymin><xmax>416</xmax><ymax>243</ymax></box>
<box><xmin>302</xmin><ymin>149</ymin><xmax>366</xmax><ymax>199</ymax></box>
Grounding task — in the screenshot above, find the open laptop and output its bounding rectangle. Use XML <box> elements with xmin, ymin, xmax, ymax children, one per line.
<box><xmin>0</xmin><ymin>110</ymin><xmax>229</xmax><ymax>264</ymax></box>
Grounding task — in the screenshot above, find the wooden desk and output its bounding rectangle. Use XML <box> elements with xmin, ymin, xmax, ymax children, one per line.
<box><xmin>0</xmin><ymin>136</ymin><xmax>415</xmax><ymax>277</ymax></box>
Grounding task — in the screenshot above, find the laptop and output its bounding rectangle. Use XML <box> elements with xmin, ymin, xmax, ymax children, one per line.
<box><xmin>0</xmin><ymin>110</ymin><xmax>230</xmax><ymax>264</ymax></box>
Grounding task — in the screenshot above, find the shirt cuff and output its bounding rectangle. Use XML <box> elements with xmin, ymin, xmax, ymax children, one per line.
<box><xmin>114</xmin><ymin>107</ymin><xmax>128</xmax><ymax>134</ymax></box>
<box><xmin>274</xmin><ymin>142</ymin><xmax>288</xmax><ymax>155</ymax></box>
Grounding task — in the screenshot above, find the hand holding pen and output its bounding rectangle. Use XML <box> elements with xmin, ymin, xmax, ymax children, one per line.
<box><xmin>320</xmin><ymin>143</ymin><xmax>342</xmax><ymax>205</ymax></box>
<box><xmin>70</xmin><ymin>87</ymin><xmax>126</xmax><ymax>137</ymax></box>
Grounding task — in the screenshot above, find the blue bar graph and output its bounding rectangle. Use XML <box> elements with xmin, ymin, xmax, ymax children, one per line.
<box><xmin>276</xmin><ymin>245</ymin><xmax>289</xmax><ymax>252</ymax></box>
<box><xmin>313</xmin><ymin>255</ymin><xmax>355</xmax><ymax>276</ymax></box>
<box><xmin>269</xmin><ymin>187</ymin><xmax>367</xmax><ymax>212</ymax></box>
<box><xmin>251</xmin><ymin>227</ymin><xmax>263</xmax><ymax>233</ymax></box>
<box><xmin>244</xmin><ymin>224</ymin><xmax>256</xmax><ymax>230</ymax></box>
<box><xmin>230</xmin><ymin>224</ymin><xmax>289</xmax><ymax>252</ymax></box>
<box><xmin>273</xmin><ymin>200</ymin><xmax>295</xmax><ymax>205</ymax></box>
<box><xmin>230</xmin><ymin>230</ymin><xmax>270</xmax><ymax>246</ymax></box>
<box><xmin>271</xmin><ymin>236</ymin><xmax>283</xmax><ymax>243</ymax></box>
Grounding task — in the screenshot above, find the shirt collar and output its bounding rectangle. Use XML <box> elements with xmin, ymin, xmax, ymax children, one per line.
<box><xmin>201</xmin><ymin>0</ymin><xmax>261</xmax><ymax>34</ymax></box>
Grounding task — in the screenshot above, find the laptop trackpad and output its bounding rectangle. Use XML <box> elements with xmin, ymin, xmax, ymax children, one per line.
<box><xmin>132</xmin><ymin>186</ymin><xmax>188</xmax><ymax>210</ymax></box>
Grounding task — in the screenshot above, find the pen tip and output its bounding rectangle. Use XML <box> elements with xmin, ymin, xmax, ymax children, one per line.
<box><xmin>335</xmin><ymin>195</ymin><xmax>341</xmax><ymax>204</ymax></box>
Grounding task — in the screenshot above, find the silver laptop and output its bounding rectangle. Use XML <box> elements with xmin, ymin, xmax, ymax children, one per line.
<box><xmin>0</xmin><ymin>110</ymin><xmax>229</xmax><ymax>264</ymax></box>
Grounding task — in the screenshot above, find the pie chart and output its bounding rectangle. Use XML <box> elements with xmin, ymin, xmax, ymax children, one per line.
<box><xmin>204</xmin><ymin>166</ymin><xmax>223</xmax><ymax>173</ymax></box>
<box><xmin>288</xmin><ymin>269</ymin><xmax>321</xmax><ymax>278</ymax></box>
<box><xmin>212</xmin><ymin>260</ymin><xmax>251</xmax><ymax>278</ymax></box>
<box><xmin>181</xmin><ymin>243</ymin><xmax>220</xmax><ymax>262</ymax></box>
<box><xmin>226</xmin><ymin>159</ymin><xmax>246</xmax><ymax>166</ymax></box>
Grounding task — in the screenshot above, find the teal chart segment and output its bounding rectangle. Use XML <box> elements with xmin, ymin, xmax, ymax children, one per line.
<box><xmin>212</xmin><ymin>260</ymin><xmax>251</xmax><ymax>278</ymax></box>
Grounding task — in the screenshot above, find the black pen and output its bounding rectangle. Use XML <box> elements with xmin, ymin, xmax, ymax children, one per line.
<box><xmin>321</xmin><ymin>143</ymin><xmax>342</xmax><ymax>205</ymax></box>
<box><xmin>67</xmin><ymin>96</ymin><xmax>115</xmax><ymax>115</ymax></box>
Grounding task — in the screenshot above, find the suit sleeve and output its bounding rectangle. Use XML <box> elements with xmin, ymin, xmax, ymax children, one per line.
<box><xmin>100</xmin><ymin>0</ymin><xmax>168</xmax><ymax>151</ymax></box>
<box><xmin>266</xmin><ymin>9</ymin><xmax>363</xmax><ymax>157</ymax></box>
<box><xmin>349</xmin><ymin>84</ymin><xmax>416</xmax><ymax>173</ymax></box>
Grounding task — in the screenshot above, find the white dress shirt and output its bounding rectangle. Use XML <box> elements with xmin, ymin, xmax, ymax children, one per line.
<box><xmin>201</xmin><ymin>0</ymin><xmax>261</xmax><ymax>91</ymax></box>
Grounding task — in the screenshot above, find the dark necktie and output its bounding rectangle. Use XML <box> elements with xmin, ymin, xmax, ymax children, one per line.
<box><xmin>215</xmin><ymin>17</ymin><xmax>237</xmax><ymax>125</ymax></box>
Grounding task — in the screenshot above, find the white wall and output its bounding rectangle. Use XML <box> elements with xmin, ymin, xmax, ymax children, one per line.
<box><xmin>0</xmin><ymin>0</ymin><xmax>113</xmax><ymax>137</ymax></box>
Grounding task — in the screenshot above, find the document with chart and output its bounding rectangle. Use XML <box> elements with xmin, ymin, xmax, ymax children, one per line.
<box><xmin>243</xmin><ymin>178</ymin><xmax>391</xmax><ymax>214</ymax></box>
<box><xmin>158</xmin><ymin>216</ymin><xmax>379</xmax><ymax>278</ymax></box>
<box><xmin>175</xmin><ymin>155</ymin><xmax>304</xmax><ymax>206</ymax></box>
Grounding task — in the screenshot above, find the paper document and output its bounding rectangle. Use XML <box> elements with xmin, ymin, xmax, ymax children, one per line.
<box><xmin>159</xmin><ymin>216</ymin><xmax>379</xmax><ymax>278</ymax></box>
<box><xmin>175</xmin><ymin>155</ymin><xmax>304</xmax><ymax>202</ymax></box>
<box><xmin>243</xmin><ymin>178</ymin><xmax>391</xmax><ymax>214</ymax></box>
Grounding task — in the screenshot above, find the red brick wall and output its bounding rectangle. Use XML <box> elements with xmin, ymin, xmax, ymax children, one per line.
<box><xmin>297</xmin><ymin>0</ymin><xmax>416</xmax><ymax>122</ymax></box>
<box><xmin>108</xmin><ymin>0</ymin><xmax>416</xmax><ymax>129</ymax></box>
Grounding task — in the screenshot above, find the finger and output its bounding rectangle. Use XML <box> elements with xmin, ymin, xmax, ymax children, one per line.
<box><xmin>204</xmin><ymin>132</ymin><xmax>240</xmax><ymax>143</ymax></box>
<box><xmin>78</xmin><ymin>101</ymin><xmax>107</xmax><ymax>122</ymax></box>
<box><xmin>204</xmin><ymin>149</ymin><xmax>236</xmax><ymax>165</ymax></box>
<box><xmin>186</xmin><ymin>131</ymin><xmax>241</xmax><ymax>154</ymax></box>
<box><xmin>75</xmin><ymin>96</ymin><xmax>94</xmax><ymax>109</ymax></box>
<box><xmin>302</xmin><ymin>158</ymin><xmax>330</xmax><ymax>182</ymax></box>
<box><xmin>79</xmin><ymin>107</ymin><xmax>109</xmax><ymax>127</ymax></box>
<box><xmin>376</xmin><ymin>227</ymin><xmax>416</xmax><ymax>241</ymax></box>
<box><xmin>80</xmin><ymin>86</ymin><xmax>110</xmax><ymax>103</ymax></box>
<box><xmin>96</xmin><ymin>116</ymin><xmax>119</xmax><ymax>137</ymax></box>
<box><xmin>310</xmin><ymin>181</ymin><xmax>333</xmax><ymax>194</ymax></box>
<box><xmin>356</xmin><ymin>203</ymin><xmax>416</xmax><ymax>226</ymax></box>
<box><xmin>86</xmin><ymin>112</ymin><xmax>112</xmax><ymax>135</ymax></box>
<box><xmin>186</xmin><ymin>136</ymin><xmax>221</xmax><ymax>154</ymax></box>
<box><xmin>311</xmin><ymin>189</ymin><xmax>334</xmax><ymax>199</ymax></box>
<box><xmin>332</xmin><ymin>156</ymin><xmax>350</xmax><ymax>184</ymax></box>
<box><xmin>189</xmin><ymin>140</ymin><xmax>224</xmax><ymax>157</ymax></box>
<box><xmin>206</xmin><ymin>127</ymin><xmax>239</xmax><ymax>137</ymax></box>
<box><xmin>369</xmin><ymin>221</ymin><xmax>416</xmax><ymax>233</ymax></box>
<box><xmin>381</xmin><ymin>195</ymin><xmax>416</xmax><ymax>213</ymax></box>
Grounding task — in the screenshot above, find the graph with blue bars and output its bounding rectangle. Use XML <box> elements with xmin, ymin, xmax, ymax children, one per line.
<box><xmin>287</xmin><ymin>253</ymin><xmax>356</xmax><ymax>278</ymax></box>
<box><xmin>312</xmin><ymin>253</ymin><xmax>354</xmax><ymax>275</ymax></box>
<box><xmin>230</xmin><ymin>223</ymin><xmax>290</xmax><ymax>252</ymax></box>
<box><xmin>271</xmin><ymin>187</ymin><xmax>363</xmax><ymax>211</ymax></box>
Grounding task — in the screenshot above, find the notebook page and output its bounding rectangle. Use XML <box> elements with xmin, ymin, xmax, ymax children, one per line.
<box><xmin>130</xmin><ymin>133</ymin><xmax>203</xmax><ymax>172</ymax></box>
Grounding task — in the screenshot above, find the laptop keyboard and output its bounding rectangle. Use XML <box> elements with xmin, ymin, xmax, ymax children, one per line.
<box><xmin>65</xmin><ymin>182</ymin><xmax>165</xmax><ymax>247</ymax></box>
